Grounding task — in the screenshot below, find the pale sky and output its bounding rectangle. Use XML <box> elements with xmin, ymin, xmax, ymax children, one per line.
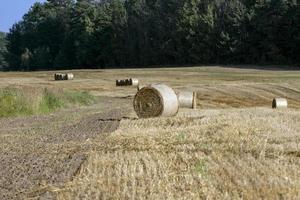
<box><xmin>0</xmin><ymin>0</ymin><xmax>46</xmax><ymax>32</ymax></box>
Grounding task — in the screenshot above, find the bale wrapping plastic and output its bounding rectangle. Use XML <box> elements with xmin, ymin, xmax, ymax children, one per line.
<box><xmin>177</xmin><ymin>91</ymin><xmax>196</xmax><ymax>108</ymax></box>
<box><xmin>130</xmin><ymin>78</ymin><xmax>139</xmax><ymax>86</ymax></box>
<box><xmin>66</xmin><ymin>73</ymin><xmax>74</xmax><ymax>80</ymax></box>
<box><xmin>133</xmin><ymin>84</ymin><xmax>179</xmax><ymax>118</ymax></box>
<box><xmin>272</xmin><ymin>98</ymin><xmax>288</xmax><ymax>109</ymax></box>
<box><xmin>54</xmin><ymin>73</ymin><xmax>73</xmax><ymax>81</ymax></box>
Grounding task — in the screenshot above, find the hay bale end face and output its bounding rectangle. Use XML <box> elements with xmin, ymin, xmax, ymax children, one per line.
<box><xmin>54</xmin><ymin>73</ymin><xmax>61</xmax><ymax>80</ymax></box>
<box><xmin>133</xmin><ymin>84</ymin><xmax>179</xmax><ymax>118</ymax></box>
<box><xmin>272</xmin><ymin>98</ymin><xmax>288</xmax><ymax>109</ymax></box>
<box><xmin>192</xmin><ymin>92</ymin><xmax>197</xmax><ymax>109</ymax></box>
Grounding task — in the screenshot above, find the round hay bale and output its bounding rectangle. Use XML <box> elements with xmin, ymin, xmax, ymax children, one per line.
<box><xmin>54</xmin><ymin>73</ymin><xmax>62</xmax><ymax>80</ymax></box>
<box><xmin>125</xmin><ymin>79</ymin><xmax>130</xmax><ymax>85</ymax></box>
<box><xmin>177</xmin><ymin>91</ymin><xmax>195</xmax><ymax>108</ymax></box>
<box><xmin>55</xmin><ymin>73</ymin><xmax>64</xmax><ymax>81</ymax></box>
<box><xmin>60</xmin><ymin>74</ymin><xmax>67</xmax><ymax>80</ymax></box>
<box><xmin>272</xmin><ymin>98</ymin><xmax>288</xmax><ymax>109</ymax></box>
<box><xmin>116</xmin><ymin>80</ymin><xmax>121</xmax><ymax>86</ymax></box>
<box><xmin>137</xmin><ymin>85</ymin><xmax>144</xmax><ymax>91</ymax></box>
<box><xmin>130</xmin><ymin>78</ymin><xmax>139</xmax><ymax>86</ymax></box>
<box><xmin>66</xmin><ymin>73</ymin><xmax>74</xmax><ymax>80</ymax></box>
<box><xmin>133</xmin><ymin>83</ymin><xmax>179</xmax><ymax>118</ymax></box>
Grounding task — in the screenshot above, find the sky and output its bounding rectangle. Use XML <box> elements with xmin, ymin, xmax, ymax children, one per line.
<box><xmin>0</xmin><ymin>0</ymin><xmax>46</xmax><ymax>32</ymax></box>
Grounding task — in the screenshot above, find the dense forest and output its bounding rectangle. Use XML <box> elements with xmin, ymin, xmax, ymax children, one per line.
<box><xmin>1</xmin><ymin>0</ymin><xmax>299</xmax><ymax>70</ymax></box>
<box><xmin>0</xmin><ymin>32</ymin><xmax>7</xmax><ymax>69</ymax></box>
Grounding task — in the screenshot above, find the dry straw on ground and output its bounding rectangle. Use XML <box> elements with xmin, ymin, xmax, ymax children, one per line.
<box><xmin>133</xmin><ymin>84</ymin><xmax>179</xmax><ymax>118</ymax></box>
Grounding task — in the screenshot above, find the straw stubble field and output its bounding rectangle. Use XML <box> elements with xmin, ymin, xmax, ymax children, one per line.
<box><xmin>0</xmin><ymin>66</ymin><xmax>300</xmax><ymax>199</ymax></box>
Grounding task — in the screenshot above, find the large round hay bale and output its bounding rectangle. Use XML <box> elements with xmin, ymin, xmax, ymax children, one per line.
<box><xmin>133</xmin><ymin>83</ymin><xmax>179</xmax><ymax>118</ymax></box>
<box><xmin>177</xmin><ymin>91</ymin><xmax>197</xmax><ymax>109</ymax></box>
<box><xmin>66</xmin><ymin>73</ymin><xmax>74</xmax><ymax>80</ymax></box>
<box><xmin>272</xmin><ymin>98</ymin><xmax>288</xmax><ymax>109</ymax></box>
<box><xmin>130</xmin><ymin>78</ymin><xmax>139</xmax><ymax>86</ymax></box>
<box><xmin>137</xmin><ymin>85</ymin><xmax>144</xmax><ymax>91</ymax></box>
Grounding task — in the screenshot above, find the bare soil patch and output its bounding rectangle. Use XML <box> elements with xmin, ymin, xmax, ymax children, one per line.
<box><xmin>0</xmin><ymin>97</ymin><xmax>132</xmax><ymax>200</ymax></box>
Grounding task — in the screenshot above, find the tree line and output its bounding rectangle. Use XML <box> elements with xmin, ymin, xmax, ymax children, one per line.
<box><xmin>1</xmin><ymin>0</ymin><xmax>299</xmax><ymax>71</ymax></box>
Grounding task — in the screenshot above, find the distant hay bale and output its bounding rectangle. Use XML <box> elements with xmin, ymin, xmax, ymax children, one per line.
<box><xmin>272</xmin><ymin>98</ymin><xmax>288</xmax><ymax>109</ymax></box>
<box><xmin>116</xmin><ymin>79</ymin><xmax>126</xmax><ymax>86</ymax></box>
<box><xmin>177</xmin><ymin>91</ymin><xmax>197</xmax><ymax>109</ymax></box>
<box><xmin>130</xmin><ymin>78</ymin><xmax>139</xmax><ymax>86</ymax></box>
<box><xmin>133</xmin><ymin>83</ymin><xmax>179</xmax><ymax>118</ymax></box>
<box><xmin>66</xmin><ymin>73</ymin><xmax>74</xmax><ymax>80</ymax></box>
<box><xmin>61</xmin><ymin>74</ymin><xmax>67</xmax><ymax>80</ymax></box>
<box><xmin>116</xmin><ymin>78</ymin><xmax>139</xmax><ymax>87</ymax></box>
<box><xmin>54</xmin><ymin>73</ymin><xmax>74</xmax><ymax>81</ymax></box>
<box><xmin>54</xmin><ymin>73</ymin><xmax>62</xmax><ymax>80</ymax></box>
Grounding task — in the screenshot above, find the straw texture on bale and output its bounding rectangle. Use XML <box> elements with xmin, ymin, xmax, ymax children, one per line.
<box><xmin>54</xmin><ymin>73</ymin><xmax>62</xmax><ymax>80</ymax></box>
<box><xmin>177</xmin><ymin>91</ymin><xmax>197</xmax><ymax>109</ymax></box>
<box><xmin>272</xmin><ymin>98</ymin><xmax>288</xmax><ymax>109</ymax></box>
<box><xmin>133</xmin><ymin>84</ymin><xmax>179</xmax><ymax>118</ymax></box>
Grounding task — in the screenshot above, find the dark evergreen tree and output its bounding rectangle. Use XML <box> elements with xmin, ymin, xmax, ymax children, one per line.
<box><xmin>3</xmin><ymin>0</ymin><xmax>300</xmax><ymax>70</ymax></box>
<box><xmin>0</xmin><ymin>32</ymin><xmax>8</xmax><ymax>69</ymax></box>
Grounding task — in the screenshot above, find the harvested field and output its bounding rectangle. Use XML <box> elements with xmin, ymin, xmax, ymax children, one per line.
<box><xmin>44</xmin><ymin>108</ymin><xmax>300</xmax><ymax>199</ymax></box>
<box><xmin>0</xmin><ymin>66</ymin><xmax>299</xmax><ymax>199</ymax></box>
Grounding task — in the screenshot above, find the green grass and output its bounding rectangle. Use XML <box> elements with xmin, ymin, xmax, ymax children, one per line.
<box><xmin>0</xmin><ymin>89</ymin><xmax>33</xmax><ymax>117</ymax></box>
<box><xmin>0</xmin><ymin>87</ymin><xmax>95</xmax><ymax>118</ymax></box>
<box><xmin>195</xmin><ymin>159</ymin><xmax>208</xmax><ymax>178</ymax></box>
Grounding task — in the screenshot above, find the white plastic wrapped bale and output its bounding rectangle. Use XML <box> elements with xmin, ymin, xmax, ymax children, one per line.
<box><xmin>130</xmin><ymin>78</ymin><xmax>139</xmax><ymax>86</ymax></box>
<box><xmin>66</xmin><ymin>73</ymin><xmax>74</xmax><ymax>80</ymax></box>
<box><xmin>133</xmin><ymin>84</ymin><xmax>179</xmax><ymax>118</ymax></box>
<box><xmin>177</xmin><ymin>91</ymin><xmax>197</xmax><ymax>109</ymax></box>
<box><xmin>272</xmin><ymin>98</ymin><xmax>288</xmax><ymax>109</ymax></box>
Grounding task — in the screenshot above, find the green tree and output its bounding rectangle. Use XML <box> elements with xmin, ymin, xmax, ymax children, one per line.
<box><xmin>4</xmin><ymin>0</ymin><xmax>300</xmax><ymax>70</ymax></box>
<box><xmin>6</xmin><ymin>23</ymin><xmax>24</xmax><ymax>70</ymax></box>
<box><xmin>0</xmin><ymin>32</ymin><xmax>8</xmax><ymax>69</ymax></box>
